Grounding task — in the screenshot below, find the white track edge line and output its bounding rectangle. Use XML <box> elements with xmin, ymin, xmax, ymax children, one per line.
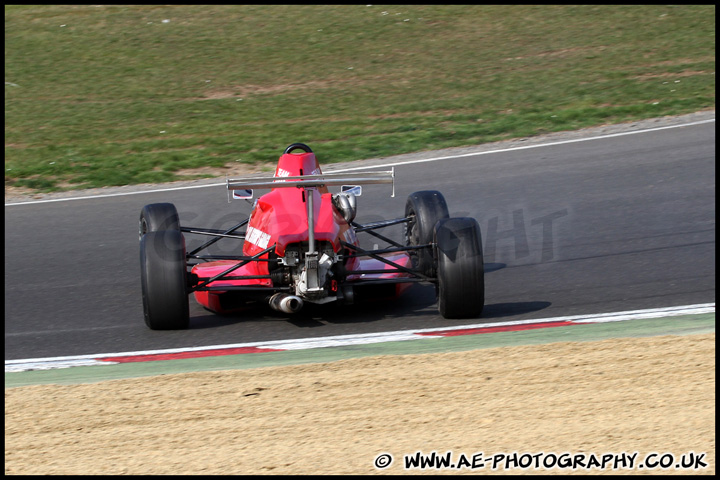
<box><xmin>5</xmin><ymin>119</ymin><xmax>714</xmax><ymax>207</ymax></box>
<box><xmin>330</xmin><ymin>119</ymin><xmax>716</xmax><ymax>173</ymax></box>
<box><xmin>5</xmin><ymin>303</ymin><xmax>714</xmax><ymax>371</ymax></box>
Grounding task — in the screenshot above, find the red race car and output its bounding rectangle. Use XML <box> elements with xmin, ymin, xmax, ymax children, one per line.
<box><xmin>139</xmin><ymin>143</ymin><xmax>484</xmax><ymax>329</ymax></box>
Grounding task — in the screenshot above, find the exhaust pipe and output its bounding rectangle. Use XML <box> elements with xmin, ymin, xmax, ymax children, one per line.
<box><xmin>269</xmin><ymin>293</ymin><xmax>304</xmax><ymax>314</ymax></box>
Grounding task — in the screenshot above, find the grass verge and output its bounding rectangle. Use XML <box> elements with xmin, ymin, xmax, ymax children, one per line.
<box><xmin>5</xmin><ymin>5</ymin><xmax>715</xmax><ymax>193</ymax></box>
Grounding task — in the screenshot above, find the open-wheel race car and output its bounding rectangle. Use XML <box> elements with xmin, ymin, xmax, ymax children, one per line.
<box><xmin>139</xmin><ymin>143</ymin><xmax>484</xmax><ymax>329</ymax></box>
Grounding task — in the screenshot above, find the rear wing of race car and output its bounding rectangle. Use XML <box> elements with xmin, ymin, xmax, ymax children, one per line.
<box><xmin>226</xmin><ymin>168</ymin><xmax>395</xmax><ymax>202</ymax></box>
<box><xmin>226</xmin><ymin>168</ymin><xmax>395</xmax><ymax>254</ymax></box>
<box><xmin>227</xmin><ymin>167</ymin><xmax>395</xmax><ymax>255</ymax></box>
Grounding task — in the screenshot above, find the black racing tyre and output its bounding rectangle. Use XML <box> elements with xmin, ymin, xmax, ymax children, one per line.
<box><xmin>139</xmin><ymin>203</ymin><xmax>180</xmax><ymax>240</ymax></box>
<box><xmin>405</xmin><ymin>190</ymin><xmax>449</xmax><ymax>277</ymax></box>
<box><xmin>140</xmin><ymin>230</ymin><xmax>190</xmax><ymax>330</ymax></box>
<box><xmin>434</xmin><ymin>217</ymin><xmax>485</xmax><ymax>319</ymax></box>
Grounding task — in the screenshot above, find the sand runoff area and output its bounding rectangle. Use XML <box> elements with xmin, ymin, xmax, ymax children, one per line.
<box><xmin>5</xmin><ymin>333</ymin><xmax>715</xmax><ymax>475</ymax></box>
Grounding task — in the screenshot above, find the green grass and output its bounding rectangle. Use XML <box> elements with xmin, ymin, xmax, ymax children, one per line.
<box><xmin>5</xmin><ymin>5</ymin><xmax>715</xmax><ymax>193</ymax></box>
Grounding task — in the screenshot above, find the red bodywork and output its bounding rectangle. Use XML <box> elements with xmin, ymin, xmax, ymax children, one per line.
<box><xmin>191</xmin><ymin>150</ymin><xmax>411</xmax><ymax>313</ymax></box>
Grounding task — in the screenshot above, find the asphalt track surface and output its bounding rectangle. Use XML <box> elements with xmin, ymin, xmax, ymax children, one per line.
<box><xmin>4</xmin><ymin>117</ymin><xmax>715</xmax><ymax>361</ymax></box>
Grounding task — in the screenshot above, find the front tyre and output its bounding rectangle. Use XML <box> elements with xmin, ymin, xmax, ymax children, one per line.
<box><xmin>435</xmin><ymin>217</ymin><xmax>485</xmax><ymax>319</ymax></box>
<box><xmin>405</xmin><ymin>190</ymin><xmax>449</xmax><ymax>277</ymax></box>
<box><xmin>140</xmin><ymin>230</ymin><xmax>190</xmax><ymax>329</ymax></box>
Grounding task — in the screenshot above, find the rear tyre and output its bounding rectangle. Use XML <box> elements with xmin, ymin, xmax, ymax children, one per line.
<box><xmin>405</xmin><ymin>190</ymin><xmax>449</xmax><ymax>277</ymax></box>
<box><xmin>435</xmin><ymin>217</ymin><xmax>485</xmax><ymax>319</ymax></box>
<box><xmin>140</xmin><ymin>230</ymin><xmax>190</xmax><ymax>329</ymax></box>
<box><xmin>139</xmin><ymin>203</ymin><xmax>180</xmax><ymax>240</ymax></box>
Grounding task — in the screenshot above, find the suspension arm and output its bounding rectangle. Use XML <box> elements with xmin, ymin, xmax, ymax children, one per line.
<box><xmin>353</xmin><ymin>217</ymin><xmax>410</xmax><ymax>233</ymax></box>
<box><xmin>350</xmin><ymin>221</ymin><xmax>404</xmax><ymax>248</ymax></box>
<box><xmin>186</xmin><ymin>218</ymin><xmax>249</xmax><ymax>256</ymax></box>
<box><xmin>340</xmin><ymin>241</ymin><xmax>431</xmax><ymax>281</ymax></box>
<box><xmin>189</xmin><ymin>245</ymin><xmax>276</xmax><ymax>292</ymax></box>
<box><xmin>341</xmin><ymin>243</ymin><xmax>432</xmax><ymax>259</ymax></box>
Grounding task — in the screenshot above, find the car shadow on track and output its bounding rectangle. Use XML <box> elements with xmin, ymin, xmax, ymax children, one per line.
<box><xmin>186</xmin><ymin>278</ymin><xmax>551</xmax><ymax>330</ymax></box>
<box><xmin>484</xmin><ymin>262</ymin><xmax>506</xmax><ymax>273</ymax></box>
<box><xmin>184</xmin><ymin>261</ymin><xmax>546</xmax><ymax>329</ymax></box>
<box><xmin>480</xmin><ymin>301</ymin><xmax>552</xmax><ymax>319</ymax></box>
<box><xmin>185</xmin><ymin>283</ymin><xmax>440</xmax><ymax>329</ymax></box>
<box><xmin>291</xmin><ymin>283</ymin><xmax>441</xmax><ymax>327</ymax></box>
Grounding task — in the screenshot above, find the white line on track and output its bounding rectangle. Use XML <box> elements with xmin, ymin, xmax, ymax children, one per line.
<box><xmin>5</xmin><ymin>303</ymin><xmax>714</xmax><ymax>372</ymax></box>
<box><xmin>330</xmin><ymin>119</ymin><xmax>716</xmax><ymax>173</ymax></box>
<box><xmin>4</xmin><ymin>118</ymin><xmax>714</xmax><ymax>207</ymax></box>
